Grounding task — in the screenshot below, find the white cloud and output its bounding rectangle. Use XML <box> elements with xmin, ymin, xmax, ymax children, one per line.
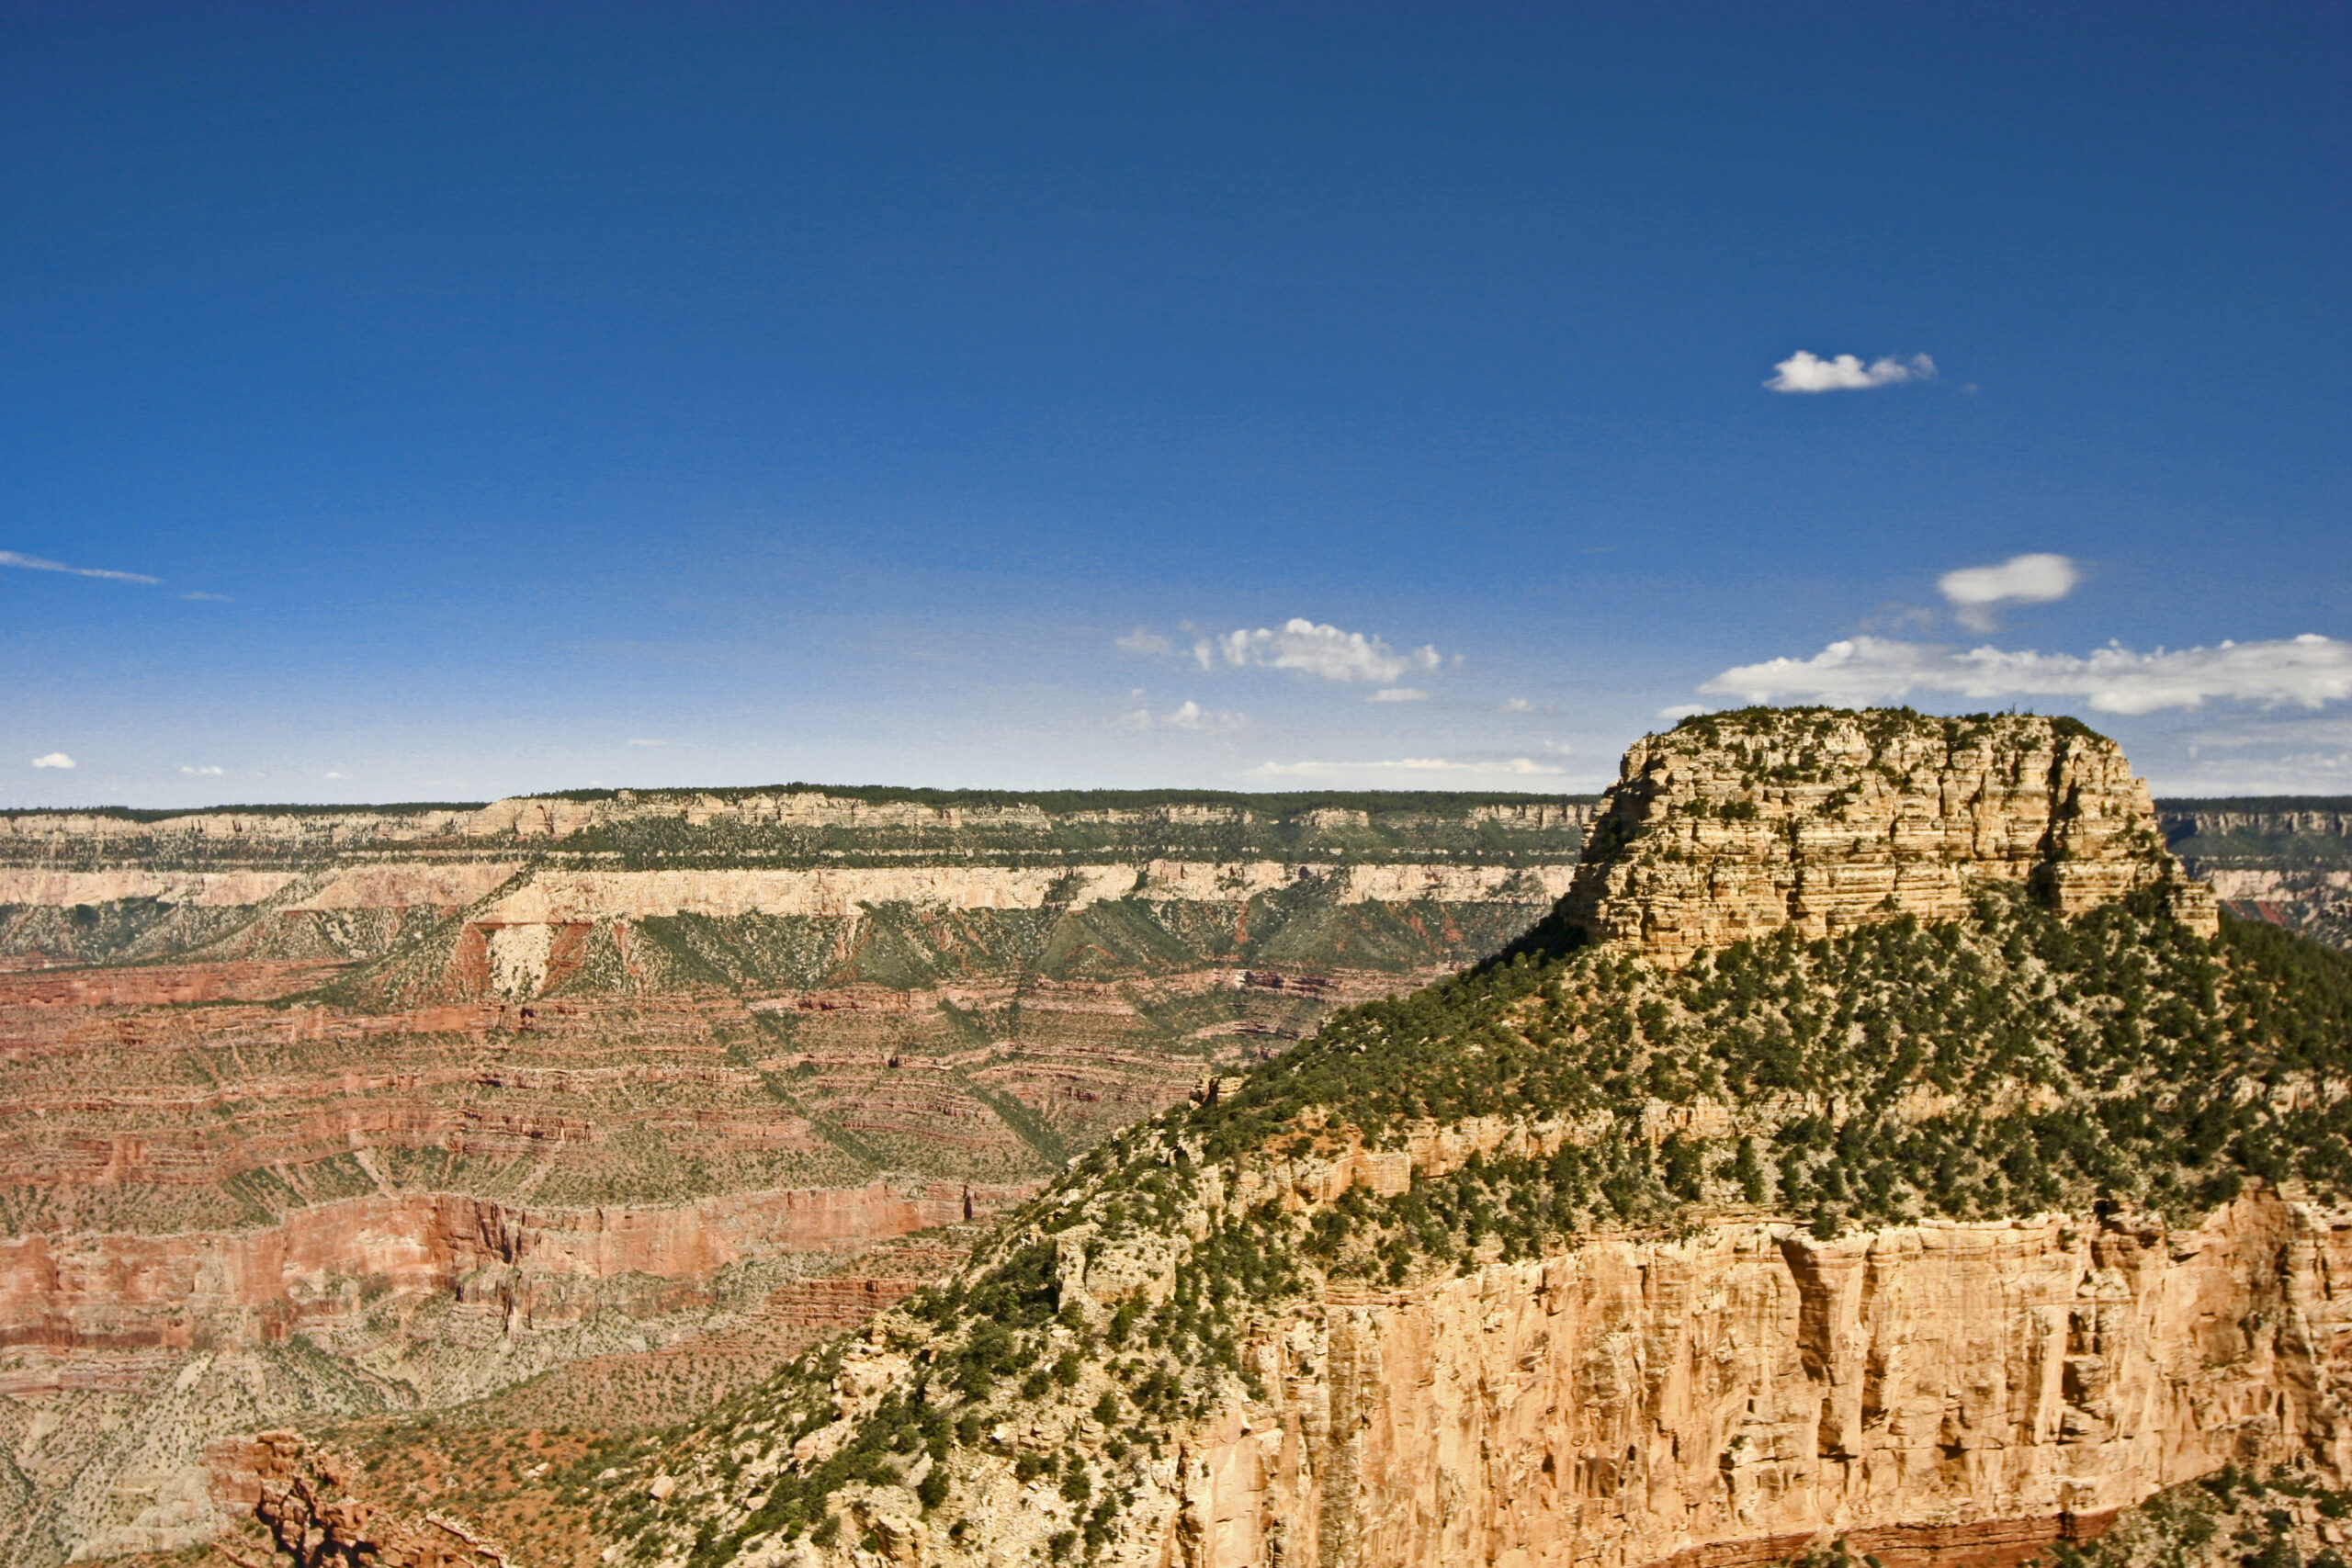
<box><xmin>1203</xmin><ymin>618</ymin><xmax>1442</xmax><ymax>683</ymax></box>
<box><xmin>1115</xmin><ymin>626</ymin><xmax>1174</xmax><ymax>657</ymax></box>
<box><xmin>1368</xmin><ymin>687</ymin><xmax>1430</xmax><ymax>703</ymax></box>
<box><xmin>324</xmin><ymin>771</ymin><xmax>347</xmax><ymax>780</ymax></box>
<box><xmin>181</xmin><ymin>591</ymin><xmax>232</xmax><ymax>602</ymax></box>
<box><xmin>1164</xmin><ymin>700</ymin><xmax>1244</xmax><ymax>731</ymax></box>
<box><xmin>1656</xmin><ymin>703</ymin><xmax>1712</xmax><ymax>720</ymax></box>
<box><xmin>178</xmin><ymin>764</ymin><xmax>224</xmax><ymax>776</ymax></box>
<box><xmin>0</xmin><ymin>549</ymin><xmax>160</xmax><ymax>584</ymax></box>
<box><xmin>1248</xmin><ymin>755</ymin><xmax>1566</xmax><ymax>781</ymax></box>
<box><xmin>29</xmin><ymin>752</ymin><xmax>74</xmax><ymax>769</ymax></box>
<box><xmin>1939</xmin><ymin>552</ymin><xmax>2079</xmax><ymax>631</ymax></box>
<box><xmin>1124</xmin><ymin>698</ymin><xmax>1244</xmax><ymax>732</ymax></box>
<box><xmin>1700</xmin><ymin>633</ymin><xmax>2352</xmax><ymax>716</ymax></box>
<box><xmin>1764</xmin><ymin>351</ymin><xmax>1937</xmax><ymax>393</ymax></box>
<box><xmin>1495</xmin><ymin>697</ymin><xmax>1533</xmax><ymax>714</ymax></box>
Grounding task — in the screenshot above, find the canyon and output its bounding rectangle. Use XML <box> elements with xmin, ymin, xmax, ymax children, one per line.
<box><xmin>2160</xmin><ymin>799</ymin><xmax>2352</xmax><ymax>952</ymax></box>
<box><xmin>0</xmin><ymin>787</ymin><xmax>1589</xmax><ymax>1562</ymax></box>
<box><xmin>2</xmin><ymin>748</ymin><xmax>2348</xmax><ymax>1565</ymax></box>
<box><xmin>573</xmin><ymin>712</ymin><xmax>2352</xmax><ymax>1568</ymax></box>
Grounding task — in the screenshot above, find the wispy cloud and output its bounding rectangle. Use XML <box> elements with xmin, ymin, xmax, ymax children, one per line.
<box><xmin>1114</xmin><ymin>626</ymin><xmax>1174</xmax><ymax>657</ymax></box>
<box><xmin>178</xmin><ymin>764</ymin><xmax>224</xmax><ymax>776</ymax></box>
<box><xmin>29</xmin><ymin>752</ymin><xmax>75</xmax><ymax>769</ymax></box>
<box><xmin>1939</xmin><ymin>552</ymin><xmax>2079</xmax><ymax>631</ymax></box>
<box><xmin>1700</xmin><ymin>633</ymin><xmax>2352</xmax><ymax>715</ymax></box>
<box><xmin>1764</xmin><ymin>351</ymin><xmax>1937</xmax><ymax>393</ymax></box>
<box><xmin>1196</xmin><ymin>618</ymin><xmax>1442</xmax><ymax>683</ymax></box>
<box><xmin>1368</xmin><ymin>687</ymin><xmax>1429</xmax><ymax>703</ymax></box>
<box><xmin>181</xmin><ymin>591</ymin><xmax>232</xmax><ymax>602</ymax></box>
<box><xmin>324</xmin><ymin>771</ymin><xmax>347</xmax><ymax>780</ymax></box>
<box><xmin>1</xmin><ymin>549</ymin><xmax>160</xmax><ymax>584</ymax></box>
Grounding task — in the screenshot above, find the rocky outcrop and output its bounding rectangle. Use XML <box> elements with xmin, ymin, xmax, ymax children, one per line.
<box><xmin>226</xmin><ymin>1430</ymin><xmax>510</xmax><ymax>1567</ymax></box>
<box><xmin>1561</xmin><ymin>711</ymin><xmax>2216</xmax><ymax>967</ymax></box>
<box><xmin>1153</xmin><ymin>1193</ymin><xmax>2348</xmax><ymax>1568</ymax></box>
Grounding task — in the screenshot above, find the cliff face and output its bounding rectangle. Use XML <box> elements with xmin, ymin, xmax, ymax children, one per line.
<box><xmin>1164</xmin><ymin>1195</ymin><xmax>2348</xmax><ymax>1568</ymax></box>
<box><xmin>1561</xmin><ymin>711</ymin><xmax>2215</xmax><ymax>967</ymax></box>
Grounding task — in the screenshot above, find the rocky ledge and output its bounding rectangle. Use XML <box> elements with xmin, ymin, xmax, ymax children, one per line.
<box><xmin>1561</xmin><ymin>708</ymin><xmax>2216</xmax><ymax>966</ymax></box>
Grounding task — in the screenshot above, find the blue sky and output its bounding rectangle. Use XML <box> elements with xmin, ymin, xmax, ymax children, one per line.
<box><xmin>5</xmin><ymin>2</ymin><xmax>2346</xmax><ymax>807</ymax></box>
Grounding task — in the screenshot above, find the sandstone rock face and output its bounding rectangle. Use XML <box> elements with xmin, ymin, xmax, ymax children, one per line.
<box><xmin>1164</xmin><ymin>1194</ymin><xmax>2347</xmax><ymax>1568</ymax></box>
<box><xmin>1561</xmin><ymin>711</ymin><xmax>2217</xmax><ymax>967</ymax></box>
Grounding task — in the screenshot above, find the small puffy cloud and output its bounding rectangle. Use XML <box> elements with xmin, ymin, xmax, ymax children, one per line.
<box><xmin>1164</xmin><ymin>700</ymin><xmax>1244</xmax><ymax>731</ymax></box>
<box><xmin>1204</xmin><ymin>618</ymin><xmax>1442</xmax><ymax>683</ymax></box>
<box><xmin>1115</xmin><ymin>626</ymin><xmax>1174</xmax><ymax>657</ymax></box>
<box><xmin>30</xmin><ymin>752</ymin><xmax>75</xmax><ymax>769</ymax></box>
<box><xmin>1124</xmin><ymin>698</ymin><xmax>1244</xmax><ymax>732</ymax></box>
<box><xmin>1939</xmin><ymin>552</ymin><xmax>2078</xmax><ymax>631</ymax></box>
<box><xmin>1368</xmin><ymin>687</ymin><xmax>1430</xmax><ymax>703</ymax></box>
<box><xmin>1656</xmin><ymin>703</ymin><xmax>1712</xmax><ymax>721</ymax></box>
<box><xmin>1699</xmin><ymin>633</ymin><xmax>2352</xmax><ymax>716</ymax></box>
<box><xmin>1765</xmin><ymin>351</ymin><xmax>1937</xmax><ymax>393</ymax></box>
<box><xmin>178</xmin><ymin>764</ymin><xmax>224</xmax><ymax>776</ymax></box>
<box><xmin>324</xmin><ymin>771</ymin><xmax>347</xmax><ymax>780</ymax></box>
<box><xmin>0</xmin><ymin>549</ymin><xmax>160</xmax><ymax>584</ymax></box>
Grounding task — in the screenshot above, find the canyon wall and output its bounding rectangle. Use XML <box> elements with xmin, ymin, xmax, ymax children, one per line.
<box><xmin>2160</xmin><ymin>799</ymin><xmax>2352</xmax><ymax>952</ymax></box>
<box><xmin>1563</xmin><ymin>712</ymin><xmax>2215</xmax><ymax>966</ymax></box>
<box><xmin>1160</xmin><ymin>1194</ymin><xmax>2349</xmax><ymax>1568</ymax></box>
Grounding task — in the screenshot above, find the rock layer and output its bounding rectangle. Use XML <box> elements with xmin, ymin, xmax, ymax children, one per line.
<box><xmin>0</xmin><ymin>791</ymin><xmax>1594</xmax><ymax>1563</ymax></box>
<box><xmin>1160</xmin><ymin>1194</ymin><xmax>2347</xmax><ymax>1568</ymax></box>
<box><xmin>1561</xmin><ymin>711</ymin><xmax>2216</xmax><ymax>967</ymax></box>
